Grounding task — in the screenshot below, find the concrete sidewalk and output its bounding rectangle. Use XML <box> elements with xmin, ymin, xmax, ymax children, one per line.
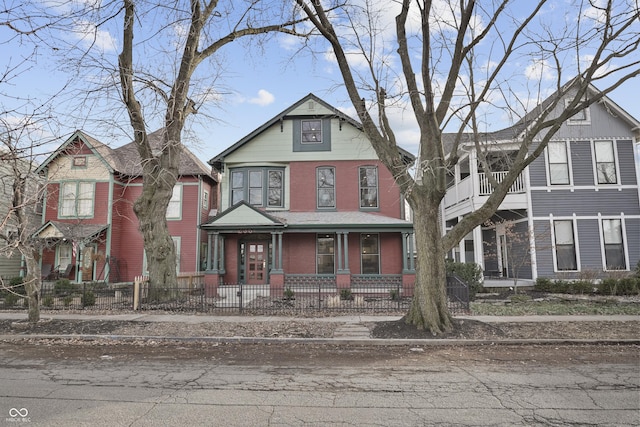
<box><xmin>1</xmin><ymin>311</ymin><xmax>638</xmax><ymax>324</ymax></box>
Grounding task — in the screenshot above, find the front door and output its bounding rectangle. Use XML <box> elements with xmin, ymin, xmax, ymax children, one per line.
<box><xmin>246</xmin><ymin>242</ymin><xmax>267</xmax><ymax>284</ymax></box>
<box><xmin>81</xmin><ymin>245</ymin><xmax>96</xmax><ymax>281</ymax></box>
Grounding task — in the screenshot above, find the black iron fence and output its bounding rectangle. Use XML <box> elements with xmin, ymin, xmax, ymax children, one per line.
<box><xmin>0</xmin><ymin>276</ymin><xmax>470</xmax><ymax>314</ymax></box>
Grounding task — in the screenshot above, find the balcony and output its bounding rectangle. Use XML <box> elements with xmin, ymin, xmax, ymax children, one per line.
<box><xmin>444</xmin><ymin>171</ymin><xmax>527</xmax><ymax>216</ymax></box>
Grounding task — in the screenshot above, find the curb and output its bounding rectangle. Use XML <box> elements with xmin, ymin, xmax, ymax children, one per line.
<box><xmin>1</xmin><ymin>334</ymin><xmax>638</xmax><ymax>347</ymax></box>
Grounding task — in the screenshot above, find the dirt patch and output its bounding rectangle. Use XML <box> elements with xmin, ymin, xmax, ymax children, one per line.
<box><xmin>2</xmin><ymin>317</ymin><xmax>639</xmax><ymax>341</ymax></box>
<box><xmin>371</xmin><ymin>318</ymin><xmax>640</xmax><ymax>340</ymax></box>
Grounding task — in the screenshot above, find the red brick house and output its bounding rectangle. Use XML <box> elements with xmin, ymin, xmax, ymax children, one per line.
<box><xmin>201</xmin><ymin>94</ymin><xmax>415</xmax><ymax>296</ymax></box>
<box><xmin>35</xmin><ymin>130</ymin><xmax>217</xmax><ymax>283</ymax></box>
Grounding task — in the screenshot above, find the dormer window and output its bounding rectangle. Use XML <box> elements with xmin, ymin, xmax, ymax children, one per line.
<box><xmin>301</xmin><ymin>120</ymin><xmax>322</xmax><ymax>144</ymax></box>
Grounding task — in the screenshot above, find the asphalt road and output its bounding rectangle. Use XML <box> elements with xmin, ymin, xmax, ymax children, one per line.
<box><xmin>1</xmin><ymin>341</ymin><xmax>638</xmax><ymax>426</ymax></box>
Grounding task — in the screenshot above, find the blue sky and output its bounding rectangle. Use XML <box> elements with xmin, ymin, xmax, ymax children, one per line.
<box><xmin>1</xmin><ymin>1</ymin><xmax>638</xmax><ymax>165</ymax></box>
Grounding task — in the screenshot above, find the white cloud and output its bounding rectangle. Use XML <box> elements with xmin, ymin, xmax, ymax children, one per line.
<box><xmin>248</xmin><ymin>89</ymin><xmax>275</xmax><ymax>106</ymax></box>
<box><xmin>524</xmin><ymin>58</ymin><xmax>554</xmax><ymax>82</ymax></box>
<box><xmin>72</xmin><ymin>20</ymin><xmax>117</xmax><ymax>52</ymax></box>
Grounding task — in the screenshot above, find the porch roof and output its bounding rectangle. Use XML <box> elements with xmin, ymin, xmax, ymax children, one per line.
<box><xmin>34</xmin><ymin>221</ymin><xmax>108</xmax><ymax>242</ymax></box>
<box><xmin>271</xmin><ymin>211</ymin><xmax>413</xmax><ymax>231</ymax></box>
<box><xmin>202</xmin><ymin>206</ymin><xmax>413</xmax><ymax>233</ymax></box>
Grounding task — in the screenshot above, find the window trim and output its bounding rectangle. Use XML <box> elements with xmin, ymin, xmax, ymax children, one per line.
<box><xmin>360</xmin><ymin>233</ymin><xmax>380</xmax><ymax>274</ymax></box>
<box><xmin>229</xmin><ymin>167</ymin><xmax>285</xmax><ymax>208</ymax></box>
<box><xmin>316</xmin><ymin>233</ymin><xmax>335</xmax><ymax>274</ymax></box>
<box><xmin>166</xmin><ymin>184</ymin><xmax>182</xmax><ymax>220</ymax></box>
<box><xmin>301</xmin><ymin>119</ymin><xmax>323</xmax><ymax>144</ymax></box>
<box><xmin>72</xmin><ymin>156</ymin><xmax>87</xmax><ymax>168</ymax></box>
<box><xmin>551</xmin><ymin>219</ymin><xmax>579</xmax><ymax>272</ymax></box>
<box><xmin>58</xmin><ymin>181</ymin><xmax>95</xmax><ymax>218</ymax></box>
<box><xmin>546</xmin><ymin>141</ymin><xmax>572</xmax><ymax>186</ymax></box>
<box><xmin>202</xmin><ymin>189</ymin><xmax>209</xmax><ymax>210</ymax></box>
<box><xmin>599</xmin><ymin>217</ymin><xmax>628</xmax><ymax>271</ymax></box>
<box><xmin>592</xmin><ymin>140</ymin><xmax>620</xmax><ymax>185</ymax></box>
<box><xmin>359</xmin><ymin>165</ymin><xmax>379</xmax><ymax>210</ymax></box>
<box><xmin>316</xmin><ymin>166</ymin><xmax>336</xmax><ymax>209</ymax></box>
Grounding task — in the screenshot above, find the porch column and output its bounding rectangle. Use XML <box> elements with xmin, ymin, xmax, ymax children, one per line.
<box><xmin>336</xmin><ymin>232</ymin><xmax>343</xmax><ymax>271</ymax></box>
<box><xmin>342</xmin><ymin>232</ymin><xmax>349</xmax><ymax>271</ymax></box>
<box><xmin>277</xmin><ymin>232</ymin><xmax>283</xmax><ymax>270</ymax></box>
<box><xmin>336</xmin><ymin>231</ymin><xmax>350</xmax><ymax>289</ymax></box>
<box><xmin>409</xmin><ymin>233</ymin><xmax>415</xmax><ymax>270</ymax></box>
<box><xmin>403</xmin><ymin>232</ymin><xmax>416</xmax><ymax>272</ymax></box>
<box><xmin>271</xmin><ymin>232</ymin><xmax>276</xmax><ymax>270</ymax></box>
<box><xmin>270</xmin><ymin>231</ymin><xmax>284</xmax><ymax>293</ymax></box>
<box><xmin>473</xmin><ymin>226</ymin><xmax>484</xmax><ymax>269</ymax></box>
<box><xmin>212</xmin><ymin>232</ymin><xmax>219</xmax><ymax>272</ymax></box>
<box><xmin>270</xmin><ymin>231</ymin><xmax>283</xmax><ymax>272</ymax></box>
<box><xmin>206</xmin><ymin>233</ymin><xmax>213</xmax><ymax>271</ymax></box>
<box><xmin>402</xmin><ymin>232</ymin><xmax>408</xmax><ymax>271</ymax></box>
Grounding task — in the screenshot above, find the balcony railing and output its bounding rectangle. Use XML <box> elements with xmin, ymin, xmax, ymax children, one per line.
<box><xmin>478</xmin><ymin>171</ymin><xmax>526</xmax><ymax>195</ymax></box>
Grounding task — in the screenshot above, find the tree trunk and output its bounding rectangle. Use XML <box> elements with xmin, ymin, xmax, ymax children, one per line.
<box><xmin>405</xmin><ymin>196</ymin><xmax>452</xmax><ymax>335</ymax></box>
<box><xmin>133</xmin><ymin>166</ymin><xmax>178</xmax><ymax>301</ymax></box>
<box><xmin>22</xmin><ymin>249</ymin><xmax>40</xmax><ymax>323</ymax></box>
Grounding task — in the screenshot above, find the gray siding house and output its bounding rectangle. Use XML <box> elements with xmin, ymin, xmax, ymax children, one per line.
<box><xmin>0</xmin><ymin>153</ymin><xmax>42</xmax><ymax>280</ymax></box>
<box><xmin>442</xmin><ymin>85</ymin><xmax>640</xmax><ymax>282</ymax></box>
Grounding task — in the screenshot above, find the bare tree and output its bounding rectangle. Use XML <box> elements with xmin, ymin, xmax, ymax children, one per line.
<box><xmin>7</xmin><ymin>1</ymin><xmax>311</xmax><ymax>296</ymax></box>
<box><xmin>117</xmin><ymin>0</ymin><xmax>310</xmax><ymax>296</ymax></box>
<box><xmin>294</xmin><ymin>0</ymin><xmax>640</xmax><ymax>333</ymax></box>
<box><xmin>0</xmin><ymin>117</ymin><xmax>50</xmax><ymax>323</ymax></box>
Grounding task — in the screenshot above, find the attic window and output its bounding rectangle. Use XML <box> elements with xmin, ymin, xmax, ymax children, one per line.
<box><xmin>565</xmin><ymin>99</ymin><xmax>590</xmax><ymax>125</ymax></box>
<box><xmin>301</xmin><ymin>120</ymin><xmax>322</xmax><ymax>144</ymax></box>
<box><xmin>72</xmin><ymin>156</ymin><xmax>87</xmax><ymax>168</ymax></box>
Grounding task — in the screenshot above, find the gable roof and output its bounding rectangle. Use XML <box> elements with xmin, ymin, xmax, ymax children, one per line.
<box><xmin>201</xmin><ymin>201</ymin><xmax>285</xmax><ymax>230</ymax></box>
<box><xmin>442</xmin><ymin>81</ymin><xmax>640</xmax><ymax>152</ymax></box>
<box><xmin>37</xmin><ymin>129</ymin><xmax>214</xmax><ymax>179</ymax></box>
<box><xmin>208</xmin><ymin>93</ymin><xmax>414</xmax><ymax>170</ymax></box>
<box><xmin>34</xmin><ymin>220</ymin><xmax>108</xmax><ymax>242</ymax></box>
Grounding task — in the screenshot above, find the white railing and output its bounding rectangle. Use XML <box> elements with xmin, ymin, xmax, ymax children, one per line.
<box><xmin>478</xmin><ymin>171</ymin><xmax>525</xmax><ymax>195</ymax></box>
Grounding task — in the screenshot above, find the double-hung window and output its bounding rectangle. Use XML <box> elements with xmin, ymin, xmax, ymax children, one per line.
<box><xmin>317</xmin><ymin>167</ymin><xmax>335</xmax><ymax>209</ymax></box>
<box><xmin>547</xmin><ymin>141</ymin><xmax>570</xmax><ymax>185</ymax></box>
<box><xmin>317</xmin><ymin>234</ymin><xmax>335</xmax><ymax>274</ymax></box>
<box><xmin>602</xmin><ymin>219</ymin><xmax>626</xmax><ymax>270</ymax></box>
<box><xmin>553</xmin><ymin>220</ymin><xmax>577</xmax><ymax>271</ymax></box>
<box><xmin>594</xmin><ymin>141</ymin><xmax>617</xmax><ymax>184</ymax></box>
<box><xmin>301</xmin><ymin>120</ymin><xmax>322</xmax><ymax>144</ymax></box>
<box><xmin>60</xmin><ymin>181</ymin><xmax>94</xmax><ymax>217</ymax></box>
<box><xmin>361</xmin><ymin>234</ymin><xmax>380</xmax><ymax>274</ymax></box>
<box><xmin>231</xmin><ymin>168</ymin><xmax>284</xmax><ymax>208</ymax></box>
<box><xmin>359</xmin><ymin>166</ymin><xmax>378</xmax><ymax>208</ymax></box>
<box><xmin>166</xmin><ymin>185</ymin><xmax>182</xmax><ymax>219</ymax></box>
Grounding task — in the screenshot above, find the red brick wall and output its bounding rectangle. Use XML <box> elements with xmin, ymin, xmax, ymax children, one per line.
<box><xmin>288</xmin><ymin>160</ymin><xmax>403</xmax><ymax>218</ymax></box>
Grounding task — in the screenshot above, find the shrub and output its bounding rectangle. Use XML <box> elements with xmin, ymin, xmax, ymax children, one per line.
<box><xmin>54</xmin><ymin>279</ymin><xmax>77</xmax><ymax>296</ymax></box>
<box><xmin>4</xmin><ymin>292</ymin><xmax>19</xmax><ymax>306</ymax></box>
<box><xmin>598</xmin><ymin>277</ymin><xmax>640</xmax><ymax>296</ymax></box>
<box><xmin>534</xmin><ymin>277</ymin><xmax>554</xmax><ymax>292</ymax></box>
<box><xmin>446</xmin><ymin>260</ymin><xmax>483</xmax><ymax>300</ymax></box>
<box><xmin>389</xmin><ymin>289</ymin><xmax>401</xmax><ymax>301</ymax></box>
<box><xmin>283</xmin><ymin>287</ymin><xmax>295</xmax><ymax>300</ymax></box>
<box><xmin>566</xmin><ymin>280</ymin><xmax>595</xmax><ymax>295</ymax></box>
<box><xmin>42</xmin><ymin>296</ymin><xmax>54</xmax><ymax>307</ymax></box>
<box><xmin>8</xmin><ymin>277</ymin><xmax>26</xmax><ymax>295</ymax></box>
<box><xmin>339</xmin><ymin>288</ymin><xmax>353</xmax><ymax>301</ymax></box>
<box><xmin>82</xmin><ymin>291</ymin><xmax>96</xmax><ymax>307</ymax></box>
<box><xmin>62</xmin><ymin>295</ymin><xmax>74</xmax><ymax>307</ymax></box>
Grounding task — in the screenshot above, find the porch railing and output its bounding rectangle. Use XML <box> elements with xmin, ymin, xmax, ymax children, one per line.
<box><xmin>478</xmin><ymin>171</ymin><xmax>526</xmax><ymax>195</ymax></box>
